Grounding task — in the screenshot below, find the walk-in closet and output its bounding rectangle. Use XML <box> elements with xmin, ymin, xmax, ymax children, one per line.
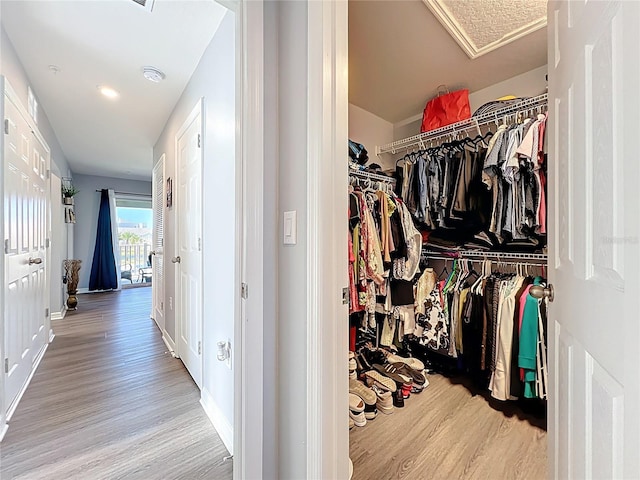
<box><xmin>347</xmin><ymin>2</ymin><xmax>549</xmax><ymax>479</ymax></box>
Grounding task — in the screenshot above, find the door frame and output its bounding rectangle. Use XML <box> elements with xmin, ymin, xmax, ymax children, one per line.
<box><xmin>229</xmin><ymin>0</ymin><xmax>266</xmax><ymax>478</ymax></box>
<box><xmin>0</xmin><ymin>75</ymin><xmax>6</xmax><ymax>442</ymax></box>
<box><xmin>305</xmin><ymin>1</ymin><xmax>349</xmax><ymax>479</ymax></box>
<box><xmin>174</xmin><ymin>99</ymin><xmax>204</xmax><ymax>388</ymax></box>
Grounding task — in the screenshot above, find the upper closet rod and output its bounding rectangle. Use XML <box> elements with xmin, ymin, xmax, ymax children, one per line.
<box><xmin>376</xmin><ymin>93</ymin><xmax>548</xmax><ymax>156</ymax></box>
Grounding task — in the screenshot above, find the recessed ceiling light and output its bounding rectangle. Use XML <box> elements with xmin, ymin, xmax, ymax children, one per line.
<box><xmin>142</xmin><ymin>66</ymin><xmax>165</xmax><ymax>83</ymax></box>
<box><xmin>98</xmin><ymin>86</ymin><xmax>119</xmax><ymax>99</ymax></box>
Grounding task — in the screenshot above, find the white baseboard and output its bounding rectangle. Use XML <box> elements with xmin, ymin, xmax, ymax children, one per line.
<box><xmin>0</xmin><ymin>422</ymin><xmax>8</xmax><ymax>442</ymax></box>
<box><xmin>51</xmin><ymin>306</ymin><xmax>67</xmax><ymax>321</ymax></box>
<box><xmin>200</xmin><ymin>387</ymin><xmax>234</xmax><ymax>455</ymax></box>
<box><xmin>5</xmin><ymin>340</ymin><xmax>50</xmax><ymax>423</ymax></box>
<box><xmin>162</xmin><ymin>331</ymin><xmax>177</xmax><ymax>357</ymax></box>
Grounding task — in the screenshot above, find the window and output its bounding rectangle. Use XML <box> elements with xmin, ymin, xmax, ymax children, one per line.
<box><xmin>116</xmin><ymin>195</ymin><xmax>152</xmax><ymax>284</ymax></box>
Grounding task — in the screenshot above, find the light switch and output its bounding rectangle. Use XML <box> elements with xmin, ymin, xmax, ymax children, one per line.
<box><xmin>284</xmin><ymin>210</ymin><xmax>297</xmax><ymax>245</ymax></box>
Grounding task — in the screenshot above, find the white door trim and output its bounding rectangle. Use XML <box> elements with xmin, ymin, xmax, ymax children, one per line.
<box><xmin>306</xmin><ymin>1</ymin><xmax>350</xmax><ymax>479</ymax></box>
<box><xmin>232</xmin><ymin>0</ymin><xmax>265</xmax><ymax>478</ymax></box>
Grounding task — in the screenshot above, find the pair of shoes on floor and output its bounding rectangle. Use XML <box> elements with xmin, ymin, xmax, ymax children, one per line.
<box><xmin>348</xmin><ymin>351</ymin><xmax>357</xmax><ymax>380</ymax></box>
<box><xmin>363</xmin><ymin>370</ymin><xmax>399</xmax><ymax>392</ymax></box>
<box><xmin>364</xmin><ymin>402</ymin><xmax>377</xmax><ymax>420</ymax></box>
<box><xmin>390</xmin><ymin>361</ymin><xmax>428</xmax><ymax>392</ymax></box>
<box><xmin>384</xmin><ymin>351</ymin><xmax>425</xmax><ymax>372</ymax></box>
<box><xmin>393</xmin><ymin>388</ymin><xmax>405</xmax><ymax>408</ymax></box>
<box><xmin>371</xmin><ymin>384</ymin><xmax>394</xmax><ymax>414</ymax></box>
<box><xmin>349</xmin><ymin>378</ymin><xmax>377</xmax><ymax>405</ymax></box>
<box><xmin>349</xmin><ymin>392</ymin><xmax>366</xmax><ymax>427</ymax></box>
<box><xmin>348</xmin><ymin>351</ymin><xmax>357</xmax><ymax>371</ymax></box>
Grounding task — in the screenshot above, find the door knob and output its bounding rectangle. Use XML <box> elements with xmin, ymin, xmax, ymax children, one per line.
<box><xmin>28</xmin><ymin>257</ymin><xmax>42</xmax><ymax>265</ymax></box>
<box><xmin>529</xmin><ymin>284</ymin><xmax>554</xmax><ymax>302</ymax></box>
<box><xmin>171</xmin><ymin>256</ymin><xmax>181</xmax><ymax>264</ymax></box>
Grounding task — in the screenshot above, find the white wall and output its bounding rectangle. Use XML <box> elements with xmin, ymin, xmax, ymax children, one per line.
<box><xmin>1</xmin><ymin>26</ymin><xmax>70</xmax><ymax>178</ymax></box>
<box><xmin>72</xmin><ymin>174</ymin><xmax>151</xmax><ymax>290</ymax></box>
<box><xmin>348</xmin><ymin>103</ymin><xmax>394</xmax><ymax>169</ymax></box>
<box><xmin>153</xmin><ymin>10</ymin><xmax>236</xmax><ymax>452</ymax></box>
<box><xmin>2</xmin><ymin>24</ymin><xmax>72</xmax><ymax>321</ymax></box>
<box><xmin>393</xmin><ymin>65</ymin><xmax>548</xmax><ymax>140</ymax></box>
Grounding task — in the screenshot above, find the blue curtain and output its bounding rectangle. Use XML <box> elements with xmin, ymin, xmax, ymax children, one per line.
<box><xmin>89</xmin><ymin>189</ymin><xmax>118</xmax><ymax>291</ymax></box>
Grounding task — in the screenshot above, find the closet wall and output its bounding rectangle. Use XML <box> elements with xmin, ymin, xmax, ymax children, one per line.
<box><xmin>349</xmin><ymin>65</ymin><xmax>547</xmax><ymax>172</ymax></box>
<box><xmin>348</xmin><ymin>104</ymin><xmax>394</xmax><ymax>169</ymax></box>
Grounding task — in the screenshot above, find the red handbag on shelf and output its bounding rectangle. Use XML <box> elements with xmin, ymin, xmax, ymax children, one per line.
<box><xmin>420</xmin><ymin>85</ymin><xmax>471</xmax><ymax>133</ymax></box>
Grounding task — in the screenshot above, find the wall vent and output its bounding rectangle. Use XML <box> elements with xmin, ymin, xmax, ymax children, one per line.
<box><xmin>131</xmin><ymin>0</ymin><xmax>155</xmax><ymax>13</ymax></box>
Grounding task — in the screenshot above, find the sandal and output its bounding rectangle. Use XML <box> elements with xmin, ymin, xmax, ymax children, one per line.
<box><xmin>364</xmin><ymin>370</ymin><xmax>397</xmax><ymax>392</ymax></box>
<box><xmin>372</xmin><ymin>363</ymin><xmax>412</xmax><ymax>386</ymax></box>
<box><xmin>349</xmin><ymin>379</ymin><xmax>377</xmax><ymax>405</ymax></box>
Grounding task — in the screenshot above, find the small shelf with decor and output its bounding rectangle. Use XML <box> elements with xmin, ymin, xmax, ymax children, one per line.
<box><xmin>61</xmin><ymin>177</ymin><xmax>78</xmax><ymax>223</ymax></box>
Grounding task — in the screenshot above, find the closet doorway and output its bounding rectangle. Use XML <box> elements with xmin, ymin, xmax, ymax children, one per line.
<box><xmin>174</xmin><ymin>101</ymin><xmax>204</xmax><ymax>389</ymax></box>
<box><xmin>334</xmin><ymin>1</ymin><xmax>640</xmax><ymax>479</ymax></box>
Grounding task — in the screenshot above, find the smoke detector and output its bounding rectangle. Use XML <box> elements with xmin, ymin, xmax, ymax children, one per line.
<box><xmin>142</xmin><ymin>66</ymin><xmax>165</xmax><ymax>83</ymax></box>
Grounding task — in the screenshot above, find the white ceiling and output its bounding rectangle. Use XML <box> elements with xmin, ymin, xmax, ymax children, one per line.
<box><xmin>1</xmin><ymin>0</ymin><xmax>227</xmax><ymax>181</ymax></box>
<box><xmin>349</xmin><ymin>0</ymin><xmax>548</xmax><ymax>123</ymax></box>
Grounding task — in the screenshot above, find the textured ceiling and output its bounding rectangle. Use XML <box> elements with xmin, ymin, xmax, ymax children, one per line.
<box><xmin>1</xmin><ymin>0</ymin><xmax>227</xmax><ymax>180</ymax></box>
<box><xmin>349</xmin><ymin>0</ymin><xmax>548</xmax><ymax>123</ymax></box>
<box><xmin>428</xmin><ymin>0</ymin><xmax>547</xmax><ymax>57</ymax></box>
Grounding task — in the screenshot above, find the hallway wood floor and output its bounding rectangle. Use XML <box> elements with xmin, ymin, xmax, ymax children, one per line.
<box><xmin>0</xmin><ymin>288</ymin><xmax>232</xmax><ymax>480</ymax></box>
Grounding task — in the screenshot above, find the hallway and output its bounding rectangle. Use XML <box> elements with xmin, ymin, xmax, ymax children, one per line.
<box><xmin>0</xmin><ymin>288</ymin><xmax>232</xmax><ymax>480</ymax></box>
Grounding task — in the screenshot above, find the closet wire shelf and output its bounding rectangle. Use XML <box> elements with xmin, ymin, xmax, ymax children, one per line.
<box><xmin>376</xmin><ymin>93</ymin><xmax>548</xmax><ymax>156</ymax></box>
<box><xmin>349</xmin><ymin>169</ymin><xmax>396</xmax><ymax>184</ymax></box>
<box><xmin>422</xmin><ymin>249</ymin><xmax>548</xmax><ymax>266</ymax></box>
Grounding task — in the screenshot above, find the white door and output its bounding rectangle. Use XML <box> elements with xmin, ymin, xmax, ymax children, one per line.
<box><xmin>151</xmin><ymin>155</ymin><xmax>165</xmax><ymax>331</ymax></box>
<box><xmin>549</xmin><ymin>1</ymin><xmax>640</xmax><ymax>478</ymax></box>
<box><xmin>175</xmin><ymin>102</ymin><xmax>203</xmax><ymax>388</ymax></box>
<box><xmin>3</xmin><ymin>82</ymin><xmax>50</xmax><ymax>414</ymax></box>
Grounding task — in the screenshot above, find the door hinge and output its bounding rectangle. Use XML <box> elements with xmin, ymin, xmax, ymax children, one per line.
<box><xmin>198</xmin><ymin>237</ymin><xmax>201</xmax><ymax>251</ymax></box>
<box><xmin>45</xmin><ymin>308</ymin><xmax>49</xmax><ymax>318</ymax></box>
<box><xmin>342</xmin><ymin>287</ymin><xmax>349</xmax><ymax>305</ymax></box>
<box><xmin>4</xmin><ymin>358</ymin><xmax>8</xmax><ymax>374</ymax></box>
<box><xmin>46</xmin><ymin>169</ymin><xmax>51</xmax><ymax>179</ymax></box>
<box><xmin>4</xmin><ymin>119</ymin><xmax>8</xmax><ymax>135</ymax></box>
<box><xmin>198</xmin><ymin>341</ymin><xmax>202</xmax><ymax>355</ymax></box>
<box><xmin>197</xmin><ymin>133</ymin><xmax>201</xmax><ymax>148</ymax></box>
<box><xmin>45</xmin><ymin>237</ymin><xmax>50</xmax><ymax>248</ymax></box>
<box><xmin>241</xmin><ymin>282</ymin><xmax>248</xmax><ymax>299</ymax></box>
<box><xmin>4</xmin><ymin>239</ymin><xmax>8</xmax><ymax>254</ymax></box>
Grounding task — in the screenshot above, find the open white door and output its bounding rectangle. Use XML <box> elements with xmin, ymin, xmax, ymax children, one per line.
<box><xmin>151</xmin><ymin>155</ymin><xmax>165</xmax><ymax>331</ymax></box>
<box><xmin>3</xmin><ymin>81</ymin><xmax>50</xmax><ymax>417</ymax></box>
<box><xmin>549</xmin><ymin>1</ymin><xmax>640</xmax><ymax>477</ymax></box>
<box><xmin>175</xmin><ymin>102</ymin><xmax>203</xmax><ymax>389</ymax></box>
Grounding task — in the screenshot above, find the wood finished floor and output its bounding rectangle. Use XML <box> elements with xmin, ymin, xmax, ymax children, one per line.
<box><xmin>350</xmin><ymin>373</ymin><xmax>547</xmax><ymax>480</ymax></box>
<box><xmin>0</xmin><ymin>288</ymin><xmax>232</xmax><ymax>480</ymax></box>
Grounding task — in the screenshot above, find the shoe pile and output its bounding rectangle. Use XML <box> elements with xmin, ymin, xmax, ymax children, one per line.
<box><xmin>348</xmin><ymin>352</ymin><xmax>378</xmax><ymax>428</ymax></box>
<box><xmin>356</xmin><ymin>346</ymin><xmax>430</xmax><ymax>412</ymax></box>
